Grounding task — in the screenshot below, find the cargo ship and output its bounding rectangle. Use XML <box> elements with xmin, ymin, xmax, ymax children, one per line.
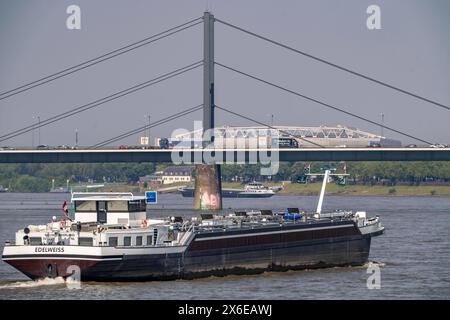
<box><xmin>2</xmin><ymin>169</ymin><xmax>384</xmax><ymax>281</ymax></box>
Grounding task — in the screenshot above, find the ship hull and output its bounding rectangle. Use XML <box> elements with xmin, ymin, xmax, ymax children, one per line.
<box><xmin>2</xmin><ymin>222</ymin><xmax>379</xmax><ymax>281</ymax></box>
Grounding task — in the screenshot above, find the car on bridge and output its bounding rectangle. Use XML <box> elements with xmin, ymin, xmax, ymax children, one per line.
<box><xmin>430</xmin><ymin>144</ymin><xmax>448</xmax><ymax>148</ymax></box>
<box><xmin>0</xmin><ymin>146</ymin><xmax>15</xmax><ymax>150</ymax></box>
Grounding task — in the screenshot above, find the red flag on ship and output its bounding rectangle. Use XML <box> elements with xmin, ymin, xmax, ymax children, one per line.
<box><xmin>62</xmin><ymin>201</ymin><xmax>68</xmax><ymax>216</ymax></box>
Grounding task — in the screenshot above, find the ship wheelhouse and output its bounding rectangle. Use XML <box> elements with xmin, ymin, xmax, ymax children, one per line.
<box><xmin>69</xmin><ymin>192</ymin><xmax>147</xmax><ymax>227</ymax></box>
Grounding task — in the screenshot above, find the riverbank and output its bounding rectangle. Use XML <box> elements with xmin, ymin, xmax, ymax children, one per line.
<box><xmin>221</xmin><ymin>182</ymin><xmax>450</xmax><ymax>196</ymax></box>
<box><xmin>123</xmin><ymin>182</ymin><xmax>450</xmax><ymax>196</ymax></box>
<box><xmin>4</xmin><ymin>182</ymin><xmax>449</xmax><ymax>196</ymax></box>
<box><xmin>278</xmin><ymin>183</ymin><xmax>450</xmax><ymax>196</ymax></box>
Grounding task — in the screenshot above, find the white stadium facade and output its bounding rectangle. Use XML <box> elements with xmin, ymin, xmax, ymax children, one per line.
<box><xmin>169</xmin><ymin>125</ymin><xmax>402</xmax><ymax>148</ymax></box>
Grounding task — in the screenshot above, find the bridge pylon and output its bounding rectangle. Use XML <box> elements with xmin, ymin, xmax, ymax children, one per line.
<box><xmin>194</xmin><ymin>11</ymin><xmax>223</xmax><ymax>210</ymax></box>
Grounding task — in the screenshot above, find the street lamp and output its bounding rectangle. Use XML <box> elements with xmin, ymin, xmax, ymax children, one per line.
<box><xmin>31</xmin><ymin>117</ymin><xmax>34</xmax><ymax>148</ymax></box>
<box><xmin>38</xmin><ymin>116</ymin><xmax>41</xmax><ymax>145</ymax></box>
<box><xmin>147</xmin><ymin>115</ymin><xmax>151</xmax><ymax>146</ymax></box>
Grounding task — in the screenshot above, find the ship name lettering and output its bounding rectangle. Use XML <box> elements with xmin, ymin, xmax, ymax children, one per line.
<box><xmin>35</xmin><ymin>247</ymin><xmax>65</xmax><ymax>253</ymax></box>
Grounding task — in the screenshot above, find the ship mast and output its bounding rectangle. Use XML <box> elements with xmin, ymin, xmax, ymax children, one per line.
<box><xmin>316</xmin><ymin>169</ymin><xmax>329</xmax><ymax>216</ymax></box>
<box><xmin>308</xmin><ymin>167</ymin><xmax>349</xmax><ymax>218</ymax></box>
<box><xmin>315</xmin><ymin>168</ymin><xmax>334</xmax><ymax>218</ymax></box>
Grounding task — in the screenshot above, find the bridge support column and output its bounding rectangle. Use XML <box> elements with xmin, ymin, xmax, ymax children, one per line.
<box><xmin>193</xmin><ymin>11</ymin><xmax>222</xmax><ymax>210</ymax></box>
<box><xmin>194</xmin><ymin>164</ymin><xmax>222</xmax><ymax>210</ymax></box>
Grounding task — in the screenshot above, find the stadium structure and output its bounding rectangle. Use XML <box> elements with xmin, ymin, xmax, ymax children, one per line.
<box><xmin>169</xmin><ymin>125</ymin><xmax>402</xmax><ymax>148</ymax></box>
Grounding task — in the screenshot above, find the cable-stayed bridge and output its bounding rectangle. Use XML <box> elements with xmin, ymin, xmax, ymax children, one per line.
<box><xmin>1</xmin><ymin>12</ymin><xmax>448</xmax><ymax>162</ymax></box>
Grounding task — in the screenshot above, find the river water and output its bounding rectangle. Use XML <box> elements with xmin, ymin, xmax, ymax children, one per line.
<box><xmin>0</xmin><ymin>192</ymin><xmax>449</xmax><ymax>300</ymax></box>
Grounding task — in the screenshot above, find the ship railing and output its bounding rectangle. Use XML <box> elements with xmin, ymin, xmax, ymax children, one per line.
<box><xmin>186</xmin><ymin>224</ymin><xmax>195</xmax><ymax>232</ymax></box>
<box><xmin>174</xmin><ymin>223</ymin><xmax>196</xmax><ymax>246</ymax></box>
<box><xmin>71</xmin><ymin>192</ymin><xmax>136</xmax><ymax>200</ymax></box>
<box><xmin>180</xmin><ymin>220</ymin><xmax>193</xmax><ymax>231</ymax></box>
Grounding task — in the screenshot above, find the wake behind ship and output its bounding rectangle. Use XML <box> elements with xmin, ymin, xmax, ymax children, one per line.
<box><xmin>2</xmin><ymin>172</ymin><xmax>384</xmax><ymax>281</ymax></box>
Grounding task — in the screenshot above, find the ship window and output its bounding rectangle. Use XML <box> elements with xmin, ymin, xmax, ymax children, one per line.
<box><xmin>75</xmin><ymin>201</ymin><xmax>96</xmax><ymax>212</ymax></box>
<box><xmin>136</xmin><ymin>236</ymin><xmax>143</xmax><ymax>246</ymax></box>
<box><xmin>146</xmin><ymin>235</ymin><xmax>153</xmax><ymax>246</ymax></box>
<box><xmin>79</xmin><ymin>237</ymin><xmax>93</xmax><ymax>246</ymax></box>
<box><xmin>107</xmin><ymin>201</ymin><xmax>128</xmax><ymax>212</ymax></box>
<box><xmin>123</xmin><ymin>236</ymin><xmax>131</xmax><ymax>246</ymax></box>
<box><xmin>29</xmin><ymin>237</ymin><xmax>42</xmax><ymax>245</ymax></box>
<box><xmin>108</xmin><ymin>237</ymin><xmax>118</xmax><ymax>247</ymax></box>
<box><xmin>128</xmin><ymin>200</ymin><xmax>146</xmax><ymax>212</ymax></box>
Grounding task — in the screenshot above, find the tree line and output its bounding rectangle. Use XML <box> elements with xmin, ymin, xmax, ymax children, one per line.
<box><xmin>0</xmin><ymin>162</ymin><xmax>449</xmax><ymax>192</ymax></box>
<box><xmin>0</xmin><ymin>163</ymin><xmax>154</xmax><ymax>192</ymax></box>
<box><xmin>221</xmin><ymin>162</ymin><xmax>450</xmax><ymax>184</ymax></box>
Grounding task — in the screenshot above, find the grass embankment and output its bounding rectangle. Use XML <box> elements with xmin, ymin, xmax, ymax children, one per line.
<box><xmin>221</xmin><ymin>182</ymin><xmax>450</xmax><ymax>196</ymax></box>
<box><xmin>277</xmin><ymin>183</ymin><xmax>450</xmax><ymax>196</ymax></box>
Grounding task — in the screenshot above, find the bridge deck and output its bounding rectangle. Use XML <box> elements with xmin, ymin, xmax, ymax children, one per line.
<box><xmin>0</xmin><ymin>148</ymin><xmax>449</xmax><ymax>163</ymax></box>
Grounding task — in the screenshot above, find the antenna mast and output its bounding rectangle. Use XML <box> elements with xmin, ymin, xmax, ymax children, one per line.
<box><xmin>315</xmin><ymin>169</ymin><xmax>332</xmax><ymax>217</ymax></box>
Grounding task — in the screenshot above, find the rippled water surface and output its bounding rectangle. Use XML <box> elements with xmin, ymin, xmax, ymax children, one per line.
<box><xmin>0</xmin><ymin>192</ymin><xmax>449</xmax><ymax>299</ymax></box>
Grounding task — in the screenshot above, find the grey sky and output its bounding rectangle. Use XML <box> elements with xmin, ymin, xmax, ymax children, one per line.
<box><xmin>0</xmin><ymin>0</ymin><xmax>449</xmax><ymax>147</ymax></box>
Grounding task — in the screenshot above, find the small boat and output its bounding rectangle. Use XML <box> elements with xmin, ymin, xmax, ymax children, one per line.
<box><xmin>49</xmin><ymin>187</ymin><xmax>69</xmax><ymax>193</ymax></box>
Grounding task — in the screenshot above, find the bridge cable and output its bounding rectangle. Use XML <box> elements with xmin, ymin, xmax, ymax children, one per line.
<box><xmin>90</xmin><ymin>104</ymin><xmax>203</xmax><ymax>148</ymax></box>
<box><xmin>216</xmin><ymin>62</ymin><xmax>433</xmax><ymax>145</ymax></box>
<box><xmin>0</xmin><ymin>61</ymin><xmax>203</xmax><ymax>143</ymax></box>
<box><xmin>214</xmin><ymin>105</ymin><xmax>325</xmax><ymax>148</ymax></box>
<box><xmin>215</xmin><ymin>18</ymin><xmax>450</xmax><ymax>112</ymax></box>
<box><xmin>0</xmin><ymin>17</ymin><xmax>203</xmax><ymax>101</ymax></box>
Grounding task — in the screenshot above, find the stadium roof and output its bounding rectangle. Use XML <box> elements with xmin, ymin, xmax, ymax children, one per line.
<box><xmin>174</xmin><ymin>125</ymin><xmax>383</xmax><ymax>140</ymax></box>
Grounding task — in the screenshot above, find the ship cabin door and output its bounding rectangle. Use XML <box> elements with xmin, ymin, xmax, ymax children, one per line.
<box><xmin>96</xmin><ymin>201</ymin><xmax>107</xmax><ymax>224</ymax></box>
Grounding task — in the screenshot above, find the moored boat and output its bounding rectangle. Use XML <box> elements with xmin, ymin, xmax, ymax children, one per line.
<box><xmin>179</xmin><ymin>182</ymin><xmax>276</xmax><ymax>198</ymax></box>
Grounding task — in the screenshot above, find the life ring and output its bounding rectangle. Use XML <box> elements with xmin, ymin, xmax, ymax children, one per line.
<box><xmin>141</xmin><ymin>219</ymin><xmax>148</xmax><ymax>228</ymax></box>
<box><xmin>60</xmin><ymin>219</ymin><xmax>66</xmax><ymax>228</ymax></box>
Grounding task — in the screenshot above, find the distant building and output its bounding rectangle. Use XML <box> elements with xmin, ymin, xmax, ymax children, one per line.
<box><xmin>169</xmin><ymin>125</ymin><xmax>402</xmax><ymax>148</ymax></box>
<box><xmin>138</xmin><ymin>172</ymin><xmax>163</xmax><ymax>187</ymax></box>
<box><xmin>161</xmin><ymin>166</ymin><xmax>194</xmax><ymax>185</ymax></box>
